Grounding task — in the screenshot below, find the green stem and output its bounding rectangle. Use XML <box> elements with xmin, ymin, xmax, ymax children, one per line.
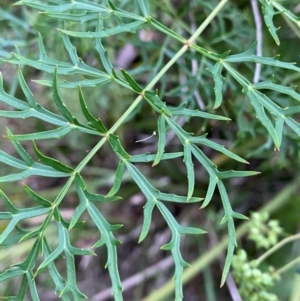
<box><xmin>256</xmin><ymin>233</ymin><xmax>300</xmax><ymax>266</ymax></box>
<box><xmin>141</xmin><ymin>177</ymin><xmax>299</xmax><ymax>301</ymax></box>
<box><xmin>273</xmin><ymin>255</ymin><xmax>300</xmax><ymax>278</ymax></box>
<box><xmin>188</xmin><ymin>0</ymin><xmax>229</xmax><ymax>44</ymax></box>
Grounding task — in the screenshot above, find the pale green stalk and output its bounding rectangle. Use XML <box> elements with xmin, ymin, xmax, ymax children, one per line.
<box><xmin>273</xmin><ymin>255</ymin><xmax>300</xmax><ymax>278</ymax></box>
<box><xmin>256</xmin><ymin>233</ymin><xmax>300</xmax><ymax>265</ymax></box>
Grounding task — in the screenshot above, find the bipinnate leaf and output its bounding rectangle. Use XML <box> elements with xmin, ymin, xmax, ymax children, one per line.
<box><xmin>252</xmin><ymin>77</ymin><xmax>300</xmax><ymax>102</ymax></box>
<box><xmin>0</xmin><ymin>190</ymin><xmax>51</xmax><ymax>244</ymax></box>
<box><xmin>223</xmin><ymin>61</ymin><xmax>300</xmax><ymax>149</ymax></box>
<box><xmin>37</xmin><ymin>223</ymin><xmax>92</xmax><ymax>299</ymax></box>
<box><xmin>8</xmin><ymin>33</ymin><xmax>111</xmax><ymax>88</ymax></box>
<box><xmin>0</xmin><ymin>71</ymin><xmax>68</xmax><ymax>126</ymax></box>
<box><xmin>217</xmin><ymin>181</ymin><xmax>248</xmax><ymax>286</ymax></box>
<box><xmin>125</xmin><ymin>161</ymin><xmax>202</xmax><ymax>243</ymax></box>
<box><xmin>42</xmin><ymin>239</ymin><xmax>69</xmax><ymax>300</ymax></box>
<box><xmin>224</xmin><ymin>43</ymin><xmax>300</xmax><ymax>72</ymax></box>
<box><xmin>87</xmin><ymin>203</ymin><xmax>123</xmax><ymax>300</ymax></box>
<box><xmin>70</xmin><ymin>175</ymin><xmax>121</xmax><ymax>229</ymax></box>
<box><xmin>0</xmin><ymin>238</ymin><xmax>41</xmax><ymax>300</ymax></box>
<box><xmin>259</xmin><ymin>0</ymin><xmax>280</xmax><ymax>45</ymax></box>
<box><xmin>0</xmin><ymin>146</ymin><xmax>71</xmax><ymax>182</ymax></box>
<box><xmin>157</xmin><ymin>201</ymin><xmax>205</xmax><ymax>300</ymax></box>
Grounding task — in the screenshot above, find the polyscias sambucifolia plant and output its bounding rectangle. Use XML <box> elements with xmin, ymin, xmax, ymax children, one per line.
<box><xmin>0</xmin><ymin>0</ymin><xmax>299</xmax><ymax>300</ymax></box>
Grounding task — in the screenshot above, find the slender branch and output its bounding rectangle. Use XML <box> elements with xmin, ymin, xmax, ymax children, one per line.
<box><xmin>256</xmin><ymin>232</ymin><xmax>300</xmax><ymax>265</ymax></box>
<box><xmin>273</xmin><ymin>255</ymin><xmax>300</xmax><ymax>278</ymax></box>
<box><xmin>251</xmin><ymin>0</ymin><xmax>263</xmax><ymax>83</ymax></box>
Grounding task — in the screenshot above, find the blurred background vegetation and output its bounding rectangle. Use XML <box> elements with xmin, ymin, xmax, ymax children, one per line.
<box><xmin>0</xmin><ymin>1</ymin><xmax>300</xmax><ymax>300</ymax></box>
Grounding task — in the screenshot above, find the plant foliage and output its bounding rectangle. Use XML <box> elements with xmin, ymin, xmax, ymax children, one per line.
<box><xmin>0</xmin><ymin>0</ymin><xmax>299</xmax><ymax>300</ymax></box>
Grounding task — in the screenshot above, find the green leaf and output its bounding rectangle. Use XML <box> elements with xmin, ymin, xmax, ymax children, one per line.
<box><xmin>121</xmin><ymin>69</ymin><xmax>143</xmax><ymax>93</ymax></box>
<box><xmin>33</xmin><ymin>141</ymin><xmax>74</xmax><ymax>173</ymax></box>
<box><xmin>0</xmin><ymin>74</ymin><xmax>28</xmax><ymax>110</ymax></box>
<box><xmin>144</xmin><ymin>91</ymin><xmax>173</xmax><ymax>117</ymax></box>
<box><xmin>33</xmin><ymin>77</ymin><xmax>111</xmax><ymax>88</ymax></box>
<box><xmin>201</xmin><ymin>177</ymin><xmax>218</xmax><ymax>208</ymax></box>
<box><xmin>17</xmin><ymin>66</ymin><xmax>37</xmax><ymax>108</ymax></box>
<box><xmin>183</xmin><ymin>142</ymin><xmax>194</xmax><ymax>201</ymax></box>
<box><xmin>189</xmin><ymin>134</ymin><xmax>248</xmax><ymax>164</ymax></box>
<box><xmin>24</xmin><ymin>185</ymin><xmax>52</xmax><ymax>207</ymax></box>
<box><xmin>153</xmin><ymin>114</ymin><xmax>167</xmax><ymax>166</ymax></box>
<box><xmin>78</xmin><ymin>87</ymin><xmax>107</xmax><ymax>133</ymax></box>
<box><xmin>221</xmin><ymin>219</ymin><xmax>236</xmax><ymax>286</ymax></box>
<box><xmin>84</xmin><ymin>190</ymin><xmax>121</xmax><ymax>203</ymax></box>
<box><xmin>6</xmin><ymin>126</ymin><xmax>73</xmax><ymax>141</ymax></box>
<box><xmin>218</xmin><ymin>170</ymin><xmax>260</xmax><ymax>179</ymax></box>
<box><xmin>95</xmin><ymin>37</ymin><xmax>113</xmax><ymax>75</ymax></box>
<box><xmin>246</xmin><ymin>90</ymin><xmax>281</xmax><ymax>149</ymax></box>
<box><xmin>106</xmin><ymin>161</ymin><xmax>126</xmax><ymax>197</ymax></box>
<box><xmin>0</xmin><ymin>149</ymin><xmax>27</xmax><ymax>170</ymax></box>
<box><xmin>52</xmin><ymin>67</ymin><xmax>74</xmax><ymax>123</ymax></box>
<box><xmin>108</xmin><ymin>134</ymin><xmax>131</xmax><ymax>160</ymax></box>
<box><xmin>15</xmin><ymin>0</ymin><xmax>109</xmax><ymax>13</ymax></box>
<box><xmin>259</xmin><ymin>0</ymin><xmax>280</xmax><ymax>45</ymax></box>
<box><xmin>130</xmin><ymin>152</ymin><xmax>183</xmax><ymax>163</ymax></box>
<box><xmin>6</xmin><ymin>129</ymin><xmax>34</xmax><ymax>166</ymax></box>
<box><xmin>170</xmin><ymin>103</ymin><xmax>230</xmax><ymax>121</ymax></box>
<box><xmin>137</xmin><ymin>0</ymin><xmax>150</xmax><ymax>17</ymax></box>
<box><xmin>156</xmin><ymin>192</ymin><xmax>202</xmax><ymax>203</ymax></box>
<box><xmin>58</xmin><ymin>20</ymin><xmax>146</xmax><ymax>38</ymax></box>
<box><xmin>225</xmin><ymin>43</ymin><xmax>300</xmax><ymax>72</ymax></box>
<box><xmin>252</xmin><ymin>77</ymin><xmax>300</xmax><ymax>102</ymax></box>
<box><xmin>149</xmin><ymin>18</ymin><xmax>186</xmax><ymax>43</ymax></box>
<box><xmin>206</xmin><ymin>61</ymin><xmax>225</xmax><ymax>109</ymax></box>
<box><xmin>42</xmin><ymin>239</ymin><xmax>68</xmax><ymax>299</ymax></box>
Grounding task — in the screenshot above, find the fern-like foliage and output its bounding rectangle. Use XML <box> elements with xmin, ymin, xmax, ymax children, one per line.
<box><xmin>0</xmin><ymin>0</ymin><xmax>299</xmax><ymax>300</ymax></box>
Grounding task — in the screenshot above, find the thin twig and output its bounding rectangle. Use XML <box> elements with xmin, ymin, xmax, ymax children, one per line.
<box><xmin>251</xmin><ymin>0</ymin><xmax>263</xmax><ymax>83</ymax></box>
